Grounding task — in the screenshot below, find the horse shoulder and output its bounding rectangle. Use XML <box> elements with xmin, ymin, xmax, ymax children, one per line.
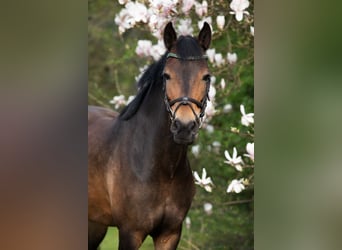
<box><xmin>88</xmin><ymin>106</ymin><xmax>119</xmax><ymax>224</ymax></box>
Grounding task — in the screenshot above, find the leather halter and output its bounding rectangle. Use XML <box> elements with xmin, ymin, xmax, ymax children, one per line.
<box><xmin>163</xmin><ymin>52</ymin><xmax>210</xmax><ymax>124</ymax></box>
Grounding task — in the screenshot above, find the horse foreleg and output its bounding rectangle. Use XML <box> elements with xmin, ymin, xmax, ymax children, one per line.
<box><xmin>118</xmin><ymin>229</ymin><xmax>145</xmax><ymax>250</ymax></box>
<box><xmin>152</xmin><ymin>227</ymin><xmax>182</xmax><ymax>250</ymax></box>
<box><xmin>88</xmin><ymin>220</ymin><xmax>108</xmax><ymax>250</ymax></box>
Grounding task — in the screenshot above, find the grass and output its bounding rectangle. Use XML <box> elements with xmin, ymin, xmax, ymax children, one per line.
<box><xmin>99</xmin><ymin>227</ymin><xmax>154</xmax><ymax>250</ymax></box>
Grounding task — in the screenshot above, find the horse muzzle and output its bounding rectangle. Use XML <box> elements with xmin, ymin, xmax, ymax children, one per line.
<box><xmin>170</xmin><ymin>119</ymin><xmax>199</xmax><ymax>145</ymax></box>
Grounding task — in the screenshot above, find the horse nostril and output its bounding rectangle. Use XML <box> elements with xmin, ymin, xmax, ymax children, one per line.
<box><xmin>187</xmin><ymin>121</ymin><xmax>196</xmax><ymax>131</ymax></box>
<box><xmin>171</xmin><ymin>120</ymin><xmax>181</xmax><ymax>132</ymax></box>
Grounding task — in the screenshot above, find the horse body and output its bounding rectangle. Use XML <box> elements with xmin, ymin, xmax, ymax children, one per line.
<box><xmin>88</xmin><ymin>93</ymin><xmax>195</xmax><ymax>249</ymax></box>
<box><xmin>88</xmin><ymin>22</ymin><xmax>211</xmax><ymax>250</ymax></box>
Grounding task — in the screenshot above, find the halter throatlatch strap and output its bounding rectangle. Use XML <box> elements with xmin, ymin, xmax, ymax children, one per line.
<box><xmin>163</xmin><ymin>52</ymin><xmax>210</xmax><ymax>125</ymax></box>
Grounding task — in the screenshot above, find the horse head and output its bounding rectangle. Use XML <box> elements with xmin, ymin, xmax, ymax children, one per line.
<box><xmin>163</xmin><ymin>22</ymin><xmax>212</xmax><ymax>144</ymax></box>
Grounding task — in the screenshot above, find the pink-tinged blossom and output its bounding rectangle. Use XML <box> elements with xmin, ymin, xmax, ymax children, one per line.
<box><xmin>150</xmin><ymin>40</ymin><xmax>166</xmax><ymax>61</ymax></box>
<box><xmin>115</xmin><ymin>9</ymin><xmax>135</xmax><ymax>34</ymax></box>
<box><xmin>193</xmin><ymin>168</ymin><xmax>214</xmax><ymax>192</ymax></box>
<box><xmin>240</xmin><ymin>104</ymin><xmax>254</xmax><ymax>126</ymax></box>
<box><xmin>181</xmin><ymin>0</ymin><xmax>195</xmax><ymax>14</ymax></box>
<box><xmin>149</xmin><ymin>0</ymin><xmax>178</xmax><ymax>17</ymax></box>
<box><xmin>227</xmin><ymin>52</ymin><xmax>237</xmax><ymax>64</ymax></box>
<box><xmin>177</xmin><ymin>18</ymin><xmax>193</xmax><ymax>36</ymax></box>
<box><xmin>230</xmin><ymin>0</ymin><xmax>250</xmax><ymax>21</ymax></box>
<box><xmin>244</xmin><ymin>142</ymin><xmax>254</xmax><ymax>162</ymax></box>
<box><xmin>136</xmin><ymin>40</ymin><xmax>152</xmax><ymax>57</ymax></box>
<box><xmin>198</xmin><ymin>17</ymin><xmax>212</xmax><ymax>30</ymax></box>
<box><xmin>216</xmin><ymin>15</ymin><xmax>225</xmax><ymax>30</ymax></box>
<box><xmin>227</xmin><ymin>179</ymin><xmax>245</xmax><ymax>193</ymax></box>
<box><xmin>110</xmin><ymin>95</ymin><xmax>126</xmax><ymax>110</ymax></box>
<box><xmin>195</xmin><ymin>0</ymin><xmax>208</xmax><ymax>17</ymax></box>
<box><xmin>115</xmin><ymin>2</ymin><xmax>148</xmax><ymax>34</ymax></box>
<box><xmin>224</xmin><ymin>147</ymin><xmax>244</xmax><ymax>172</ymax></box>
<box><xmin>126</xmin><ymin>2</ymin><xmax>148</xmax><ymax>23</ymax></box>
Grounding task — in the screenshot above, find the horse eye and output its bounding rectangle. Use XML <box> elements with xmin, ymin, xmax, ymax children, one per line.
<box><xmin>163</xmin><ymin>73</ymin><xmax>170</xmax><ymax>80</ymax></box>
<box><xmin>202</xmin><ymin>74</ymin><xmax>211</xmax><ymax>84</ymax></box>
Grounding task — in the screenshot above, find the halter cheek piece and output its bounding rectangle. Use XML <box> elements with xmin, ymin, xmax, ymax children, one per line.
<box><xmin>163</xmin><ymin>52</ymin><xmax>210</xmax><ymax>125</ymax></box>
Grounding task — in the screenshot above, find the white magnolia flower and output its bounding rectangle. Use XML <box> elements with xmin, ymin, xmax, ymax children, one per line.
<box><xmin>212</xmin><ymin>141</ymin><xmax>221</xmax><ymax>154</ymax></box>
<box><xmin>195</xmin><ymin>0</ymin><xmax>208</xmax><ymax>17</ymax></box>
<box><xmin>205</xmin><ymin>124</ymin><xmax>214</xmax><ymax>133</ymax></box>
<box><xmin>110</xmin><ymin>95</ymin><xmax>126</xmax><ymax>109</ymax></box>
<box><xmin>216</xmin><ymin>15</ymin><xmax>225</xmax><ymax>30</ymax></box>
<box><xmin>227</xmin><ymin>179</ymin><xmax>245</xmax><ymax>193</ymax></box>
<box><xmin>149</xmin><ymin>0</ymin><xmax>178</xmax><ymax>17</ymax></box>
<box><xmin>220</xmin><ymin>78</ymin><xmax>226</xmax><ymax>89</ymax></box>
<box><xmin>244</xmin><ymin>142</ymin><xmax>254</xmax><ymax>162</ymax></box>
<box><xmin>193</xmin><ymin>168</ymin><xmax>213</xmax><ymax>192</ymax></box>
<box><xmin>181</xmin><ymin>0</ymin><xmax>195</xmax><ymax>14</ymax></box>
<box><xmin>127</xmin><ymin>95</ymin><xmax>135</xmax><ymax>105</ymax></box>
<box><xmin>206</xmin><ymin>49</ymin><xmax>216</xmax><ymax>63</ymax></box>
<box><xmin>150</xmin><ymin>40</ymin><xmax>166</xmax><ymax>61</ymax></box>
<box><xmin>227</xmin><ymin>52</ymin><xmax>237</xmax><ymax>64</ymax></box>
<box><xmin>191</xmin><ymin>144</ymin><xmax>200</xmax><ymax>158</ymax></box>
<box><xmin>214</xmin><ymin>53</ymin><xmax>225</xmax><ymax>67</ymax></box>
<box><xmin>115</xmin><ymin>9</ymin><xmax>135</xmax><ymax>34</ymax></box>
<box><xmin>223</xmin><ymin>103</ymin><xmax>233</xmax><ymax>113</ymax></box>
<box><xmin>203</xmin><ymin>202</ymin><xmax>213</xmax><ymax>215</ymax></box>
<box><xmin>240</xmin><ymin>104</ymin><xmax>254</xmax><ymax>126</ymax></box>
<box><xmin>208</xmin><ymin>85</ymin><xmax>216</xmax><ymax>100</ymax></box>
<box><xmin>118</xmin><ymin>0</ymin><xmax>129</xmax><ymax>5</ymax></box>
<box><xmin>224</xmin><ymin>147</ymin><xmax>244</xmax><ymax>171</ymax></box>
<box><xmin>135</xmin><ymin>65</ymin><xmax>148</xmax><ymax>81</ymax></box>
<box><xmin>204</xmin><ymin>101</ymin><xmax>216</xmax><ymax>119</ymax></box>
<box><xmin>126</xmin><ymin>2</ymin><xmax>148</xmax><ymax>23</ymax></box>
<box><xmin>177</xmin><ymin>18</ymin><xmax>193</xmax><ymax>36</ymax></box>
<box><xmin>197</xmin><ymin>17</ymin><xmax>212</xmax><ymax>31</ymax></box>
<box><xmin>250</xmin><ymin>26</ymin><xmax>254</xmax><ymax>36</ymax></box>
<box><xmin>136</xmin><ymin>40</ymin><xmax>152</xmax><ymax>57</ymax></box>
<box><xmin>229</xmin><ymin>0</ymin><xmax>250</xmax><ymax>22</ymax></box>
<box><xmin>185</xmin><ymin>216</ymin><xmax>191</xmax><ymax>229</ymax></box>
<box><xmin>210</xmin><ymin>75</ymin><xmax>216</xmax><ymax>85</ymax></box>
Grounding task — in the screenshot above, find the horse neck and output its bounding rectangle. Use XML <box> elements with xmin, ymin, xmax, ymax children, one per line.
<box><xmin>125</xmin><ymin>80</ymin><xmax>190</xmax><ymax>179</ymax></box>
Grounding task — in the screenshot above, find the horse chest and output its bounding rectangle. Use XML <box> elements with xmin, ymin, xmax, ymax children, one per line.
<box><xmin>145</xmin><ymin>180</ymin><xmax>194</xmax><ymax>229</ymax></box>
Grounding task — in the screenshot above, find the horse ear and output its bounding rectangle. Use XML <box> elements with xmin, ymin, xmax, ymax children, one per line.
<box><xmin>163</xmin><ymin>22</ymin><xmax>177</xmax><ymax>51</ymax></box>
<box><xmin>198</xmin><ymin>22</ymin><xmax>211</xmax><ymax>51</ymax></box>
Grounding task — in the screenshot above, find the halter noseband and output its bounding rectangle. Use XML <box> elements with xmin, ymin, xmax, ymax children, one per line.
<box><xmin>163</xmin><ymin>52</ymin><xmax>210</xmax><ymax>125</ymax></box>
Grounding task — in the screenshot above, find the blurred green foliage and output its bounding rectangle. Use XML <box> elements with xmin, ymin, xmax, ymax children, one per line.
<box><xmin>89</xmin><ymin>0</ymin><xmax>254</xmax><ymax>249</ymax></box>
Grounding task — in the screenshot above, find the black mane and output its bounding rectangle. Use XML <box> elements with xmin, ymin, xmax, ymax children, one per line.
<box><xmin>119</xmin><ymin>54</ymin><xmax>167</xmax><ymax>120</ymax></box>
<box><xmin>119</xmin><ymin>36</ymin><xmax>203</xmax><ymax>121</ymax></box>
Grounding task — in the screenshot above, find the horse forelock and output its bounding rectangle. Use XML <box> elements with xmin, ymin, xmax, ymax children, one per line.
<box><xmin>175</xmin><ymin>36</ymin><xmax>204</xmax><ymax>58</ymax></box>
